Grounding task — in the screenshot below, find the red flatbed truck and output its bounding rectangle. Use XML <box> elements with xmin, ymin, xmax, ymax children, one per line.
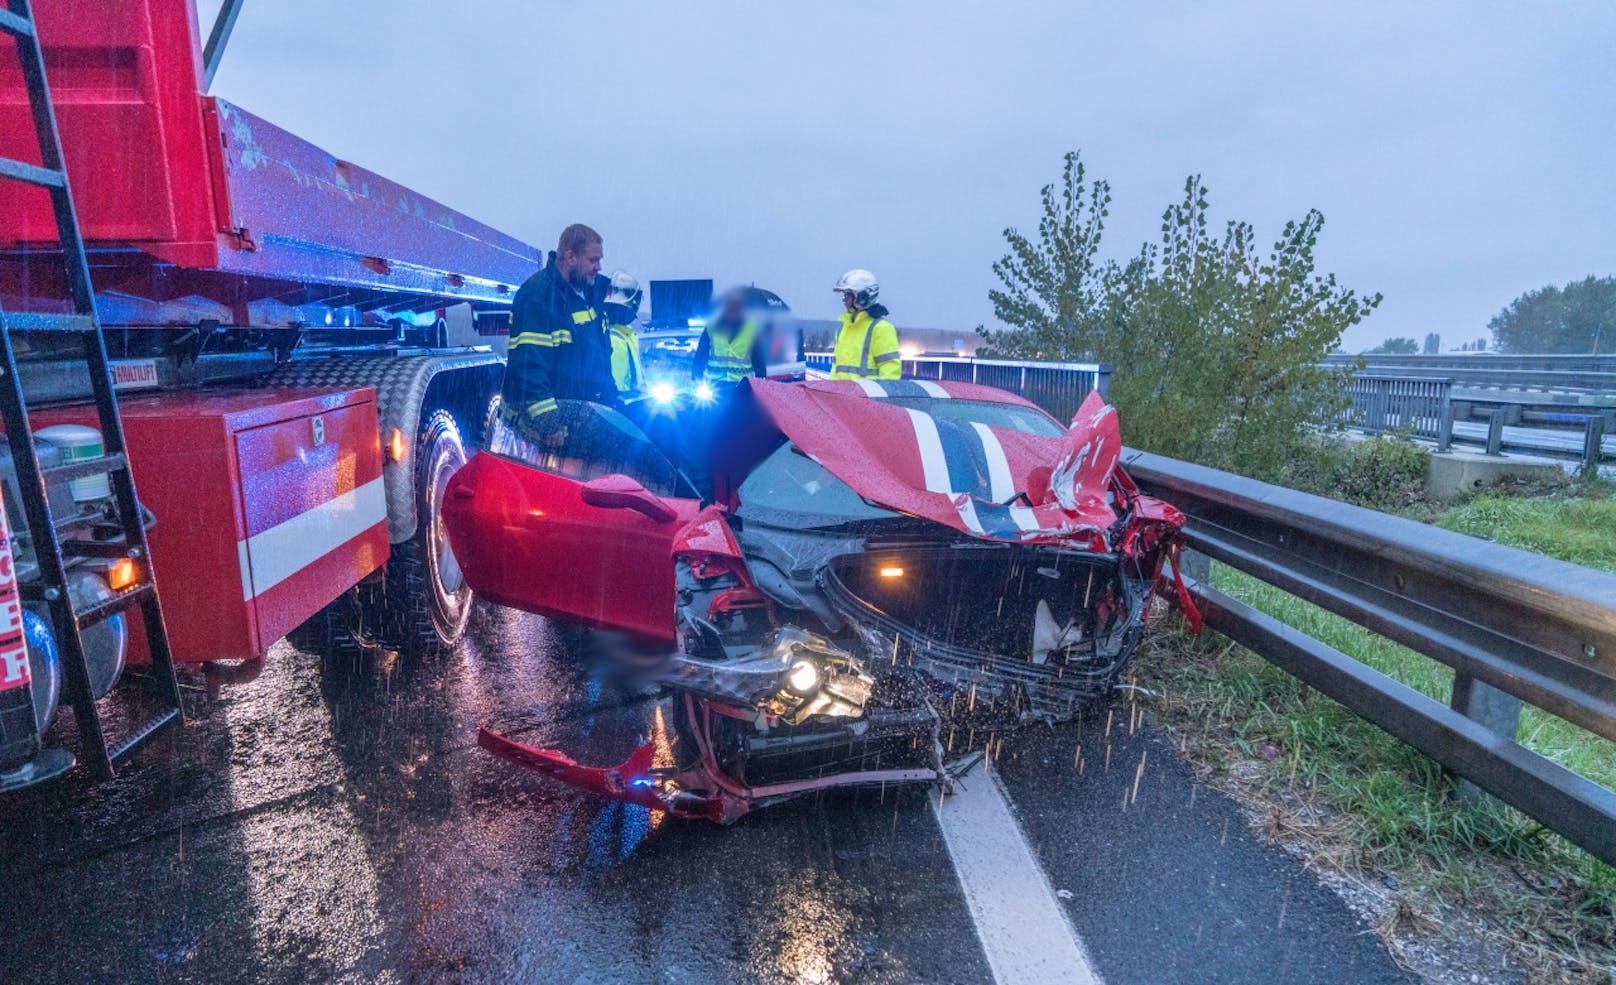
<box><xmin>0</xmin><ymin>0</ymin><xmax>535</xmax><ymax>784</ymax></box>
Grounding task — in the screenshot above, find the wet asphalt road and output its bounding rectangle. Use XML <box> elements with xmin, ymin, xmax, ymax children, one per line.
<box><xmin>0</xmin><ymin>606</ymin><xmax>1410</xmax><ymax>985</ymax></box>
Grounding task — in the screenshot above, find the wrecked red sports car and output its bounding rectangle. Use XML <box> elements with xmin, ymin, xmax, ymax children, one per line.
<box><xmin>443</xmin><ymin>380</ymin><xmax>1190</xmax><ymax>823</ymax></box>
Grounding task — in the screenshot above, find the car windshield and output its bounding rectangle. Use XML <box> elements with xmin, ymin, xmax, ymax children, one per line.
<box><xmin>737</xmin><ymin>443</ymin><xmax>898</xmax><ymax>527</ymax></box>
<box><xmin>875</xmin><ymin>397</ymin><xmax>1065</xmax><ymax>437</ymax></box>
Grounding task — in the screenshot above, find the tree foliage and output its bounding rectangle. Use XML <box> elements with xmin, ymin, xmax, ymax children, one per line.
<box><xmin>1422</xmin><ymin>332</ymin><xmax>1440</xmax><ymax>355</ymax></box>
<box><xmin>982</xmin><ymin>152</ymin><xmax>1381</xmax><ymax>479</ymax></box>
<box><xmin>1488</xmin><ymin>276</ymin><xmax>1616</xmax><ymax>354</ymax></box>
<box><xmin>1366</xmin><ymin>337</ymin><xmax>1419</xmax><ymax>354</ymax></box>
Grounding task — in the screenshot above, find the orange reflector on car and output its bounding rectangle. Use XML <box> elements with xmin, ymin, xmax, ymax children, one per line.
<box><xmin>387</xmin><ymin>427</ymin><xmax>407</xmax><ymax>463</ymax></box>
<box><xmin>107</xmin><ymin>558</ymin><xmax>138</xmax><ymax>591</ymax></box>
<box><xmin>879</xmin><ymin>567</ymin><xmax>904</xmax><ymax>578</ymax></box>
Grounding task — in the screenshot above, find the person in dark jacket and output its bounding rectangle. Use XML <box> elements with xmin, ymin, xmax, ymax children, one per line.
<box><xmin>499</xmin><ymin>223</ymin><xmax>615</xmax><ymax>446</ymax></box>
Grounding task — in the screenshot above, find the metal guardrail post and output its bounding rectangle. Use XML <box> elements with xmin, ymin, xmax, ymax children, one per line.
<box><xmin>1095</xmin><ymin>364</ymin><xmax>1112</xmax><ymax>401</ymax></box>
<box><xmin>1583</xmin><ymin>417</ymin><xmax>1606</xmax><ymax>475</ymax></box>
<box><xmin>1437</xmin><ymin>392</ymin><xmax>1454</xmax><ymax>453</ymax></box>
<box><xmin>1449</xmin><ymin>673</ymin><xmax>1525</xmax><ymax>807</ymax></box>
<box><xmin>1485</xmin><ymin>409</ymin><xmax>1505</xmax><ymax>456</ymax></box>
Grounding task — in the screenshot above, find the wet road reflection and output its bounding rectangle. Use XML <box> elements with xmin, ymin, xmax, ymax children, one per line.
<box><xmin>0</xmin><ymin>605</ymin><xmax>991</xmax><ymax>985</ymax></box>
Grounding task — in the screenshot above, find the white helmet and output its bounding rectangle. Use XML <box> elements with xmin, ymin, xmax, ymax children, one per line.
<box><xmin>605</xmin><ymin>270</ymin><xmax>642</xmax><ymax>308</ymax></box>
<box><xmin>833</xmin><ymin>269</ymin><xmax>879</xmax><ymax>309</ymax></box>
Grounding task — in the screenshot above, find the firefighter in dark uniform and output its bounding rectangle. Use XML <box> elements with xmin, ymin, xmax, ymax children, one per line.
<box><xmin>499</xmin><ymin>224</ymin><xmax>616</xmax><ymax>446</ymax></box>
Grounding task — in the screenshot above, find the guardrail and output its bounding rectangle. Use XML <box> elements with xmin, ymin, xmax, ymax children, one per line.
<box><xmin>855</xmin><ymin>351</ymin><xmax>1616</xmax><ymax>864</ymax></box>
<box><xmin>803</xmin><ymin>353</ymin><xmax>1111</xmax><ymax>424</ymax></box>
<box><xmin>1339</xmin><ymin>374</ymin><xmax>1454</xmax><ymax>449</ymax></box>
<box><xmin>1125</xmin><ymin>452</ymin><xmax>1616</xmax><ymax>866</ymax></box>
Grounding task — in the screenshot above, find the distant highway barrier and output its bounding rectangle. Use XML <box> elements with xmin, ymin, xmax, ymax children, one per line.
<box><xmin>804</xmin><ymin>353</ymin><xmax>1111</xmax><ymax>425</ymax></box>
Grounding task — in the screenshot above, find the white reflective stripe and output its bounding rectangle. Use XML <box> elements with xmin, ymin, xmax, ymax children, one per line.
<box><xmin>854</xmin><ymin>379</ymin><xmax>885</xmax><ymax>398</ymax></box>
<box><xmin>239</xmin><ymin>477</ymin><xmax>388</xmax><ymax>601</ymax></box>
<box><xmin>907</xmin><ymin>408</ymin><xmax>952</xmax><ymax>493</ymax></box>
<box><xmin>972</xmin><ymin>422</ymin><xmax>1015</xmax><ymax>503</ymax></box>
<box><xmin>915</xmin><ymin>380</ymin><xmax>951</xmax><ymax>399</ymax></box>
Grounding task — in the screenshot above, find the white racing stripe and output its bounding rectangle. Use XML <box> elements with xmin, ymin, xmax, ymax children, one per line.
<box><xmin>855</xmin><ymin>379</ymin><xmax>886</xmax><ymax>397</ymax></box>
<box><xmin>915</xmin><ymin>380</ymin><xmax>951</xmax><ymax>399</ymax></box>
<box><xmin>907</xmin><ymin>408</ymin><xmax>953</xmax><ymax>493</ymax></box>
<box><xmin>934</xmin><ymin>765</ymin><xmax>1102</xmax><ymax>985</ymax></box>
<box><xmin>971</xmin><ymin>422</ymin><xmax>1015</xmax><ymax>503</ymax></box>
<box><xmin>236</xmin><ymin>477</ymin><xmax>388</xmax><ymax>600</ymax></box>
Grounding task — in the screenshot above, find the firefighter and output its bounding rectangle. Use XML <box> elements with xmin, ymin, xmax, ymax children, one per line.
<box><xmin>499</xmin><ymin>224</ymin><xmax>616</xmax><ymax>446</ymax></box>
<box><xmin>602</xmin><ymin>270</ymin><xmax>645</xmax><ymax>396</ymax></box>
<box><xmin>829</xmin><ymin>269</ymin><xmax>901</xmax><ymax>380</ymax></box>
<box><xmin>693</xmin><ymin>287</ymin><xmax>768</xmax><ymax>385</ymax></box>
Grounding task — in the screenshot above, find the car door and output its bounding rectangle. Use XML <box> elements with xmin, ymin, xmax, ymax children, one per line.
<box><xmin>442</xmin><ymin>404</ymin><xmax>701</xmax><ymax>641</ymax></box>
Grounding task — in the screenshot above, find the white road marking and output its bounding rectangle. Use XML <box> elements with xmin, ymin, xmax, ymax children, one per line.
<box><xmin>933</xmin><ymin>765</ymin><xmax>1102</xmax><ymax>985</ymax></box>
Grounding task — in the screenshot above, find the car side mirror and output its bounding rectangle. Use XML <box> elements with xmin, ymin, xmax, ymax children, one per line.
<box><xmin>580</xmin><ymin>473</ymin><xmax>678</xmax><ymax>523</ymax></box>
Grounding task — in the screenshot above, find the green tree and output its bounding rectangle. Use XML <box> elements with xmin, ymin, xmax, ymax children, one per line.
<box><xmin>982</xmin><ymin>152</ymin><xmax>1381</xmax><ymax>479</ymax></box>
<box><xmin>1488</xmin><ymin>276</ymin><xmax>1616</xmax><ymax>354</ymax></box>
<box><xmin>1366</xmin><ymin>337</ymin><xmax>1419</xmax><ymax>354</ymax></box>
<box><xmin>1422</xmin><ymin>332</ymin><xmax>1440</xmax><ymax>354</ymax></box>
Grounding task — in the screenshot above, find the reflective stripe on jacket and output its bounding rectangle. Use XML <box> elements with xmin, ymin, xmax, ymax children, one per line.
<box><xmin>703</xmin><ymin>318</ymin><xmax>764</xmax><ymax>383</ymax></box>
<box><xmin>829</xmin><ymin>309</ymin><xmax>901</xmax><ymax>380</ymax></box>
<box><xmin>500</xmin><ymin>262</ymin><xmax>616</xmax><ymax>421</ymax></box>
<box><xmin>607</xmin><ymin>324</ymin><xmax>643</xmax><ymax>393</ymax></box>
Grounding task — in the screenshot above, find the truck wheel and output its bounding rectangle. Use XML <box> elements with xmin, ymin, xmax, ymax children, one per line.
<box><xmin>370</xmin><ymin>409</ymin><xmax>473</xmax><ymax>654</ymax></box>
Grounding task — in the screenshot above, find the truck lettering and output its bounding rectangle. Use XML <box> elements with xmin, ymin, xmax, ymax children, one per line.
<box><xmin>0</xmin><ymin>641</ymin><xmax>26</xmax><ymax>690</ymax></box>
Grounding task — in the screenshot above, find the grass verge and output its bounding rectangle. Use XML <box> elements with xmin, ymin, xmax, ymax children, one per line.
<box><xmin>1137</xmin><ymin>489</ymin><xmax>1616</xmax><ymax>982</ymax></box>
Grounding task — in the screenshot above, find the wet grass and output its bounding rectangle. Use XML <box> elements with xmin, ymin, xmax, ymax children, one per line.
<box><xmin>1139</xmin><ymin>489</ymin><xmax>1616</xmax><ymax>981</ymax></box>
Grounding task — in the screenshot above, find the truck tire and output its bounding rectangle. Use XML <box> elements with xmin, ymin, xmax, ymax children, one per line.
<box><xmin>365</xmin><ymin>409</ymin><xmax>473</xmax><ymax>654</ymax></box>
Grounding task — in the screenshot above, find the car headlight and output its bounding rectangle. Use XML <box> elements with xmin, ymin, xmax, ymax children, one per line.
<box><xmin>650</xmin><ymin>381</ymin><xmax>678</xmax><ymax>405</ymax></box>
<box><xmin>785</xmin><ymin>658</ymin><xmax>819</xmax><ymax>697</ymax></box>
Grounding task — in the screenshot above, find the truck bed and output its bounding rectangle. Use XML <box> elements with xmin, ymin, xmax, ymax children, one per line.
<box><xmin>0</xmin><ymin>0</ymin><xmax>538</xmax><ymax>322</ymax></box>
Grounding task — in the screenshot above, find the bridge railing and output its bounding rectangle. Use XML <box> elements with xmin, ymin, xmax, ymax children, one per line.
<box><xmin>812</xmin><ymin>350</ymin><xmax>1616</xmax><ymax>865</ymax></box>
<box><xmin>803</xmin><ymin>353</ymin><xmax>1111</xmax><ymax>424</ymax></box>
<box><xmin>1338</xmin><ymin>373</ymin><xmax>1455</xmax><ymax>450</ymax></box>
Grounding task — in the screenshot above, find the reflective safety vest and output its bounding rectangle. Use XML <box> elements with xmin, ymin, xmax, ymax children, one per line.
<box><xmin>829</xmin><ymin>310</ymin><xmax>901</xmax><ymax>380</ymax></box>
<box><xmin>607</xmin><ymin>323</ymin><xmax>643</xmax><ymax>393</ymax></box>
<box><xmin>704</xmin><ymin>317</ymin><xmax>763</xmax><ymax>383</ymax></box>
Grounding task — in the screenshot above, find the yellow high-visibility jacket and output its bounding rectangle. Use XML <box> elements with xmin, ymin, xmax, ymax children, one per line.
<box><xmin>607</xmin><ymin>323</ymin><xmax>643</xmax><ymax>394</ymax></box>
<box><xmin>829</xmin><ymin>308</ymin><xmax>901</xmax><ymax>380</ymax></box>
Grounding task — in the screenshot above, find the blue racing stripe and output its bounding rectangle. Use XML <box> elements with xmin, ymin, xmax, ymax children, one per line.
<box><xmin>933</xmin><ymin>417</ymin><xmax>991</xmax><ymax>498</ymax></box>
<box><xmin>878</xmin><ymin>379</ymin><xmax>928</xmax><ymax>399</ymax></box>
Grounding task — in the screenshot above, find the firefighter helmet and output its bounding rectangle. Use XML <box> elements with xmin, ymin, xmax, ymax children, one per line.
<box><xmin>605</xmin><ymin>271</ymin><xmax>642</xmax><ymax>309</ymax></box>
<box><xmin>833</xmin><ymin>269</ymin><xmax>878</xmax><ymax>309</ymax></box>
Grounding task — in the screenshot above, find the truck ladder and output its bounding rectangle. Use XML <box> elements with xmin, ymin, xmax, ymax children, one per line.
<box><xmin>0</xmin><ymin>0</ymin><xmax>184</xmax><ymax>788</ymax></box>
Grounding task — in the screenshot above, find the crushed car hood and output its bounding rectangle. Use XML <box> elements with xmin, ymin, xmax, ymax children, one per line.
<box><xmin>726</xmin><ymin>380</ymin><xmax>1126</xmax><ymax>550</ymax></box>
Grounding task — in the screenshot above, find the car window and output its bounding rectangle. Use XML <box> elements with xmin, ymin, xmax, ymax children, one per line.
<box><xmin>737</xmin><ymin>442</ymin><xmax>898</xmax><ymax>525</ymax></box>
<box><xmin>877</xmin><ymin>397</ymin><xmax>1064</xmax><ymax>437</ymax></box>
<box><xmin>490</xmin><ymin>398</ymin><xmax>689</xmax><ymax>498</ymax></box>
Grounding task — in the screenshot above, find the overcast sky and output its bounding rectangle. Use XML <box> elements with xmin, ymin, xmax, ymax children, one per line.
<box><xmin>203</xmin><ymin>0</ymin><xmax>1615</xmax><ymax>352</ymax></box>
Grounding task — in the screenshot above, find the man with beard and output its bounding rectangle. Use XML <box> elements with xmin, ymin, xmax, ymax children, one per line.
<box><xmin>499</xmin><ymin>223</ymin><xmax>616</xmax><ymax>446</ymax></box>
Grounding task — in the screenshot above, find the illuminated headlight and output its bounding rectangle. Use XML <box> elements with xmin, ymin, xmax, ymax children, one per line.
<box><xmin>785</xmin><ymin>659</ymin><xmax>820</xmax><ymax>696</ymax></box>
<box><xmin>693</xmin><ymin>381</ymin><xmax>716</xmax><ymax>403</ymax></box>
<box><xmin>650</xmin><ymin>381</ymin><xmax>679</xmax><ymax>405</ymax></box>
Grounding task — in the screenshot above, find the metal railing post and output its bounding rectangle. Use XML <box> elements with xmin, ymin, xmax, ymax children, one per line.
<box><xmin>1485</xmin><ymin>409</ymin><xmax>1505</xmax><ymax>456</ymax></box>
<box><xmin>1449</xmin><ymin>672</ymin><xmax>1524</xmax><ymax>807</ymax></box>
<box><xmin>1583</xmin><ymin>416</ymin><xmax>1606</xmax><ymax>476</ymax></box>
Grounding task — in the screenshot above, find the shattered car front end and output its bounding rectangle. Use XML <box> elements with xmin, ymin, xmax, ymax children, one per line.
<box><xmin>450</xmin><ymin>381</ymin><xmax>1193</xmax><ymax>822</ymax></box>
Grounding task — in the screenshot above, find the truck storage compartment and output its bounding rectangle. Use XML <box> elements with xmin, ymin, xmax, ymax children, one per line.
<box><xmin>35</xmin><ymin>387</ymin><xmax>387</xmax><ymax>661</ymax></box>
